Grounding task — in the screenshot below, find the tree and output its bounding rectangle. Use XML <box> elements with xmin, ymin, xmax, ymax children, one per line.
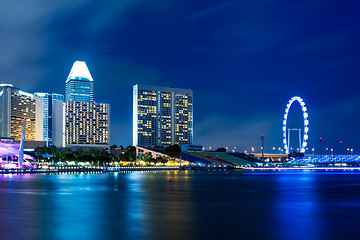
<box><xmin>49</xmin><ymin>145</ymin><xmax>57</xmax><ymax>158</ymax></box>
<box><xmin>156</xmin><ymin>156</ymin><xmax>167</xmax><ymax>164</ymax></box>
<box><xmin>74</xmin><ymin>148</ymin><xmax>84</xmax><ymax>162</ymax></box>
<box><xmin>215</xmin><ymin>147</ymin><xmax>227</xmax><ymax>152</ymax></box>
<box><xmin>120</xmin><ymin>147</ymin><xmax>136</xmax><ymax>163</ymax></box>
<box><xmin>164</xmin><ymin>144</ymin><xmax>181</xmax><ymax>158</ymax></box>
<box><xmin>35</xmin><ymin>146</ymin><xmax>46</xmax><ymax>160</ymax></box>
<box><xmin>140</xmin><ymin>153</ymin><xmax>151</xmax><ymax>162</ymax></box>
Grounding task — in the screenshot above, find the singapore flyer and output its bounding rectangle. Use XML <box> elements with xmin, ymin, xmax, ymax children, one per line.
<box><xmin>283</xmin><ymin>96</ymin><xmax>309</xmax><ymax>154</ymax></box>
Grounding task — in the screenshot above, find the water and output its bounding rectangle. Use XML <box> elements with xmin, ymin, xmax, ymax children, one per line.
<box><xmin>0</xmin><ymin>170</ymin><xmax>360</xmax><ymax>240</ymax></box>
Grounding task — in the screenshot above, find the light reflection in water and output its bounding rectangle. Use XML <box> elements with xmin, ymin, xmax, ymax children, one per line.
<box><xmin>273</xmin><ymin>173</ymin><xmax>321</xmax><ymax>240</ymax></box>
<box><xmin>0</xmin><ymin>171</ymin><xmax>358</xmax><ymax>240</ymax></box>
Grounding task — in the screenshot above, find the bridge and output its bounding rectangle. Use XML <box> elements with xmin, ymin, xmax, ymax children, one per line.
<box><xmin>250</xmin><ymin>153</ymin><xmax>288</xmax><ymax>162</ymax></box>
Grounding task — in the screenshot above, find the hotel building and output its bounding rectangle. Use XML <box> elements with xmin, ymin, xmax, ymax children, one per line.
<box><xmin>0</xmin><ymin>84</ymin><xmax>36</xmax><ymax>141</ymax></box>
<box><xmin>35</xmin><ymin>93</ymin><xmax>65</xmax><ymax>147</ymax></box>
<box><xmin>65</xmin><ymin>101</ymin><xmax>109</xmax><ymax>149</ymax></box>
<box><xmin>65</xmin><ymin>61</ymin><xmax>110</xmax><ymax>150</ymax></box>
<box><xmin>133</xmin><ymin>84</ymin><xmax>193</xmax><ymax>147</ymax></box>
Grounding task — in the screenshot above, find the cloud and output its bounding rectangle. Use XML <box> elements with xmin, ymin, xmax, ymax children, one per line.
<box><xmin>0</xmin><ymin>0</ymin><xmax>145</xmax><ymax>90</ymax></box>
<box><xmin>195</xmin><ymin>111</ymin><xmax>281</xmax><ymax>151</ymax></box>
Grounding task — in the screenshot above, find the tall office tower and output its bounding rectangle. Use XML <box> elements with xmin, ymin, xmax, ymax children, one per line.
<box><xmin>65</xmin><ymin>102</ymin><xmax>110</xmax><ymax>150</ymax></box>
<box><xmin>35</xmin><ymin>93</ymin><xmax>65</xmax><ymax>147</ymax></box>
<box><xmin>65</xmin><ymin>61</ymin><xmax>110</xmax><ymax>150</ymax></box>
<box><xmin>0</xmin><ymin>84</ymin><xmax>36</xmax><ymax>141</ymax></box>
<box><xmin>66</xmin><ymin>61</ymin><xmax>94</xmax><ymax>103</ymax></box>
<box><xmin>133</xmin><ymin>84</ymin><xmax>193</xmax><ymax>147</ymax></box>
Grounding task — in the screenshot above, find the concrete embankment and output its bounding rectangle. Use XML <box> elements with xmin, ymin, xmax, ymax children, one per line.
<box><xmin>0</xmin><ymin>166</ymin><xmax>180</xmax><ymax>174</ymax></box>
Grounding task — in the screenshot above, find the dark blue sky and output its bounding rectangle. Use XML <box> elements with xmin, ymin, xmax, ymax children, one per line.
<box><xmin>1</xmin><ymin>0</ymin><xmax>359</xmax><ymax>153</ymax></box>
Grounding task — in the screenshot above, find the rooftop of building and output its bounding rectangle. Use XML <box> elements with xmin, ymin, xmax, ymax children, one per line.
<box><xmin>134</xmin><ymin>84</ymin><xmax>193</xmax><ymax>94</ymax></box>
<box><xmin>66</xmin><ymin>61</ymin><xmax>93</xmax><ymax>82</ymax></box>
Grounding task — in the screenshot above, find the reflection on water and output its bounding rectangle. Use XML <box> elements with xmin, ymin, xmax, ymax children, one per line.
<box><xmin>0</xmin><ymin>171</ymin><xmax>360</xmax><ymax>240</ymax></box>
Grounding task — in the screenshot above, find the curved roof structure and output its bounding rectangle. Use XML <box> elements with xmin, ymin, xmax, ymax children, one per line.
<box><xmin>0</xmin><ymin>141</ymin><xmax>35</xmax><ymax>161</ymax></box>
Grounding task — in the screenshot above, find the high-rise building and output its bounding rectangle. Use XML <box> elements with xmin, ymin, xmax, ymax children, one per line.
<box><xmin>0</xmin><ymin>84</ymin><xmax>36</xmax><ymax>141</ymax></box>
<box><xmin>35</xmin><ymin>93</ymin><xmax>65</xmax><ymax>147</ymax></box>
<box><xmin>65</xmin><ymin>101</ymin><xmax>110</xmax><ymax>149</ymax></box>
<box><xmin>65</xmin><ymin>61</ymin><xmax>110</xmax><ymax>150</ymax></box>
<box><xmin>133</xmin><ymin>84</ymin><xmax>193</xmax><ymax>147</ymax></box>
<box><xmin>66</xmin><ymin>61</ymin><xmax>94</xmax><ymax>103</ymax></box>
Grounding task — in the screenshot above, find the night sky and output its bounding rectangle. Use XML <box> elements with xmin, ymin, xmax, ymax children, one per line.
<box><xmin>1</xmin><ymin>0</ymin><xmax>359</xmax><ymax>154</ymax></box>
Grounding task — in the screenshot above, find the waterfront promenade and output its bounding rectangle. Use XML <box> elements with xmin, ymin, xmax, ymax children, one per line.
<box><xmin>0</xmin><ymin>166</ymin><xmax>180</xmax><ymax>174</ymax></box>
<box><xmin>3</xmin><ymin>165</ymin><xmax>360</xmax><ymax>174</ymax></box>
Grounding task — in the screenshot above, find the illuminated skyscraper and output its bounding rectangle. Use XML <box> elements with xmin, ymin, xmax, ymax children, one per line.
<box><xmin>35</xmin><ymin>93</ymin><xmax>64</xmax><ymax>147</ymax></box>
<box><xmin>66</xmin><ymin>61</ymin><xmax>94</xmax><ymax>103</ymax></box>
<box><xmin>133</xmin><ymin>84</ymin><xmax>193</xmax><ymax>147</ymax></box>
<box><xmin>65</xmin><ymin>101</ymin><xmax>110</xmax><ymax>150</ymax></box>
<box><xmin>0</xmin><ymin>84</ymin><xmax>36</xmax><ymax>141</ymax></box>
<box><xmin>65</xmin><ymin>61</ymin><xmax>110</xmax><ymax>150</ymax></box>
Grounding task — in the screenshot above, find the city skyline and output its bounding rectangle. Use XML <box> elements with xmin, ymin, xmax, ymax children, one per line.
<box><xmin>0</xmin><ymin>1</ymin><xmax>359</xmax><ymax>153</ymax></box>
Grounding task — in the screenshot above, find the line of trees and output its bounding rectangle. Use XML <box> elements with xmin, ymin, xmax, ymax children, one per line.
<box><xmin>34</xmin><ymin>144</ymin><xmax>181</xmax><ymax>165</ymax></box>
<box><xmin>34</xmin><ymin>144</ymin><xmax>182</xmax><ymax>165</ymax></box>
<box><xmin>35</xmin><ymin>146</ymin><xmax>133</xmax><ymax>163</ymax></box>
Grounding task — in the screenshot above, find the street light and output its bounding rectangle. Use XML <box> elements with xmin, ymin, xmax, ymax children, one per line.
<box><xmin>340</xmin><ymin>141</ymin><xmax>343</xmax><ymax>155</ymax></box>
<box><xmin>312</xmin><ymin>148</ymin><xmax>315</xmax><ymax>155</ymax></box>
<box><xmin>351</xmin><ymin>149</ymin><xmax>353</xmax><ymax>156</ymax></box>
<box><xmin>320</xmin><ymin>137</ymin><xmax>323</xmax><ymax>156</ymax></box>
<box><xmin>331</xmin><ymin>148</ymin><xmax>333</xmax><ymax>156</ymax></box>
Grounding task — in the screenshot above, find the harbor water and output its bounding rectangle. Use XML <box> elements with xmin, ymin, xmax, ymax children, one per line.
<box><xmin>0</xmin><ymin>170</ymin><xmax>359</xmax><ymax>240</ymax></box>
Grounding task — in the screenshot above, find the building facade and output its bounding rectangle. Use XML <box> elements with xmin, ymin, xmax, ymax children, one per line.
<box><xmin>65</xmin><ymin>101</ymin><xmax>110</xmax><ymax>150</ymax></box>
<box><xmin>65</xmin><ymin>61</ymin><xmax>110</xmax><ymax>150</ymax></box>
<box><xmin>65</xmin><ymin>61</ymin><xmax>94</xmax><ymax>103</ymax></box>
<box><xmin>0</xmin><ymin>84</ymin><xmax>36</xmax><ymax>141</ymax></box>
<box><xmin>35</xmin><ymin>93</ymin><xmax>64</xmax><ymax>147</ymax></box>
<box><xmin>133</xmin><ymin>84</ymin><xmax>193</xmax><ymax>147</ymax></box>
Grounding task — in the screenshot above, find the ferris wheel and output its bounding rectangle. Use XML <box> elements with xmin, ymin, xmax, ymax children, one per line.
<box><xmin>283</xmin><ymin>96</ymin><xmax>309</xmax><ymax>154</ymax></box>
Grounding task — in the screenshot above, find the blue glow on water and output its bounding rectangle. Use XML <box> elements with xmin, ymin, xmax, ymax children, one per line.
<box><xmin>0</xmin><ymin>171</ymin><xmax>359</xmax><ymax>240</ymax></box>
